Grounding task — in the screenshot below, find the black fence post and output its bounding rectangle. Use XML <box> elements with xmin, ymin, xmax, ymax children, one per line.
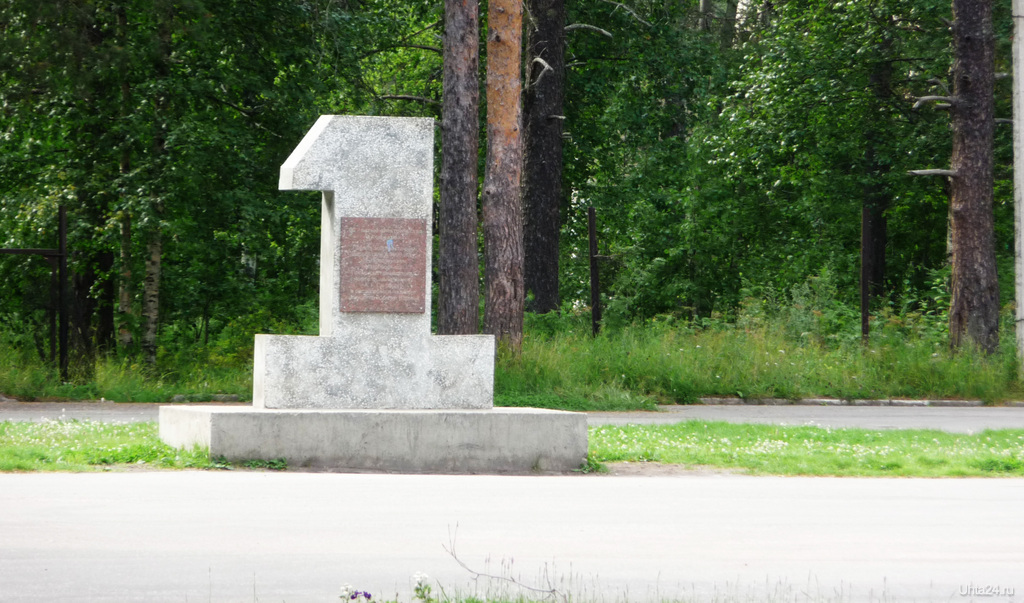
<box><xmin>588</xmin><ymin>206</ymin><xmax>602</xmax><ymax>337</ymax></box>
<box><xmin>58</xmin><ymin>205</ymin><xmax>68</xmax><ymax>382</ymax></box>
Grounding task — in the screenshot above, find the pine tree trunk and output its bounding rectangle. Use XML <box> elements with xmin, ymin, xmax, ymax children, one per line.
<box><xmin>860</xmin><ymin>56</ymin><xmax>892</xmax><ymax>341</ymax></box>
<box><xmin>522</xmin><ymin>0</ymin><xmax>565</xmax><ymax>314</ymax></box>
<box><xmin>482</xmin><ymin>0</ymin><xmax>525</xmax><ymax>351</ymax></box>
<box><xmin>438</xmin><ymin>0</ymin><xmax>481</xmax><ymax>335</ymax></box>
<box><xmin>949</xmin><ymin>0</ymin><xmax>999</xmax><ymax>353</ymax></box>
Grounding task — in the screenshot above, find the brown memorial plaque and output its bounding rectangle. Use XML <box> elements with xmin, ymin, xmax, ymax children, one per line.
<box><xmin>338</xmin><ymin>217</ymin><xmax>427</xmax><ymax>313</ymax></box>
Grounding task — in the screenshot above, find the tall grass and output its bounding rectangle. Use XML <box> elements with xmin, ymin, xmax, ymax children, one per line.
<box><xmin>499</xmin><ymin>318</ymin><xmax>1023</xmax><ymax>405</ymax></box>
<box><xmin>0</xmin><ymin>344</ymin><xmax>251</xmax><ymax>402</ymax></box>
<box><xmin>497</xmin><ymin>269</ymin><xmax>1024</xmax><ymax>406</ymax></box>
<box><xmin>1</xmin><ymin>288</ymin><xmax>1022</xmax><ymax>406</ymax></box>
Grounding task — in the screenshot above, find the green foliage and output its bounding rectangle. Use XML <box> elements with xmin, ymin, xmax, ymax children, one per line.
<box><xmin>1</xmin><ymin>0</ymin><xmax>1020</xmax><ymax>403</ymax></box>
<box><xmin>0</xmin><ymin>0</ymin><xmax>441</xmax><ymax>374</ymax></box>
<box><xmin>576</xmin><ymin>453</ymin><xmax>608</xmax><ymax>474</ymax></box>
<box><xmin>562</xmin><ymin>1</ymin><xmax>725</xmax><ymax>313</ymax></box>
<box><xmin>238</xmin><ymin>457</ymin><xmax>288</xmax><ymax>471</ymax></box>
<box><xmin>158</xmin><ymin>301</ymin><xmax>318</xmax><ymax>372</ymax></box>
<box><xmin>590</xmin><ymin>421</ymin><xmax>1024</xmax><ymax>477</ymax></box>
<box><xmin>412</xmin><ymin>573</ymin><xmax>438</xmax><ymax>603</ymax></box>
<box><xmin>736</xmin><ymin>265</ymin><xmax>863</xmax><ymax>344</ymax></box>
<box><xmin>563</xmin><ymin>0</ymin><xmax>1012</xmax><ymax>328</ymax></box>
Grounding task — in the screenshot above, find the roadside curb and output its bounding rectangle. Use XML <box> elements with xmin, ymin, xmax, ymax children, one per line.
<box><xmin>698</xmin><ymin>397</ymin><xmax>1024</xmax><ymax>408</ymax></box>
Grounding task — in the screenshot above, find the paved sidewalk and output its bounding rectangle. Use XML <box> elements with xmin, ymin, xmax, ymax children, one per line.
<box><xmin>587</xmin><ymin>404</ymin><xmax>1024</xmax><ymax>433</ymax></box>
<box><xmin>4</xmin><ymin>399</ymin><xmax>1024</xmax><ymax>432</ymax></box>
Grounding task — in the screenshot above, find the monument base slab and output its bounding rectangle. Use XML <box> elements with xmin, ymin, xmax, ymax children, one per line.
<box><xmin>159</xmin><ymin>406</ymin><xmax>588</xmax><ymax>474</ymax></box>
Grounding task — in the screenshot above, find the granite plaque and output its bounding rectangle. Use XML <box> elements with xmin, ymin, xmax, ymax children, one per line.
<box><xmin>339</xmin><ymin>217</ymin><xmax>427</xmax><ymax>313</ymax></box>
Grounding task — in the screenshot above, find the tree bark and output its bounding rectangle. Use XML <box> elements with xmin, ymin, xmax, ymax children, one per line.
<box><xmin>438</xmin><ymin>0</ymin><xmax>481</xmax><ymax>335</ymax></box>
<box><xmin>699</xmin><ymin>0</ymin><xmax>714</xmax><ymax>32</ymax></box>
<box><xmin>861</xmin><ymin>55</ymin><xmax>893</xmax><ymax>342</ymax></box>
<box><xmin>720</xmin><ymin>0</ymin><xmax>739</xmax><ymax>48</ymax></box>
<box><xmin>482</xmin><ymin>0</ymin><xmax>525</xmax><ymax>351</ymax></box>
<box><xmin>948</xmin><ymin>0</ymin><xmax>999</xmax><ymax>353</ymax></box>
<box><xmin>95</xmin><ymin>251</ymin><xmax>115</xmax><ymax>352</ymax></box>
<box><xmin>522</xmin><ymin>0</ymin><xmax>565</xmax><ymax>314</ymax></box>
<box><xmin>69</xmin><ymin>251</ymin><xmax>96</xmax><ymax>380</ymax></box>
<box><xmin>758</xmin><ymin>0</ymin><xmax>774</xmax><ymax>28</ymax></box>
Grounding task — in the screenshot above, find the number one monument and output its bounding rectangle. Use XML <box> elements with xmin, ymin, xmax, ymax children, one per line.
<box><xmin>160</xmin><ymin>116</ymin><xmax>588</xmax><ymax>473</ymax></box>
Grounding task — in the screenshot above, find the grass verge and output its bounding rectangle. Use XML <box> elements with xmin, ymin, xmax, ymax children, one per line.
<box><xmin>0</xmin><ymin>420</ymin><xmax>216</xmax><ymax>471</ymax></box>
<box><xmin>3</xmin><ymin>419</ymin><xmax>1024</xmax><ymax>477</ymax></box>
<box><xmin>590</xmin><ymin>421</ymin><xmax>1024</xmax><ymax>477</ymax></box>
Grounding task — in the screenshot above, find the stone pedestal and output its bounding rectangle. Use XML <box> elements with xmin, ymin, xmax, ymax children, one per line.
<box><xmin>159</xmin><ymin>406</ymin><xmax>588</xmax><ymax>473</ymax></box>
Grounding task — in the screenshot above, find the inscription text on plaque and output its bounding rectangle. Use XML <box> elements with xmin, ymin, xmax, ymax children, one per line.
<box><xmin>339</xmin><ymin>217</ymin><xmax>426</xmax><ymax>313</ymax></box>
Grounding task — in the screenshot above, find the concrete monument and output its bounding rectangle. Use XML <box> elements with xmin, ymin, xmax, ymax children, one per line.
<box><xmin>255</xmin><ymin>116</ymin><xmax>493</xmax><ymax>410</ymax></box>
<box><xmin>159</xmin><ymin>115</ymin><xmax>588</xmax><ymax>473</ymax></box>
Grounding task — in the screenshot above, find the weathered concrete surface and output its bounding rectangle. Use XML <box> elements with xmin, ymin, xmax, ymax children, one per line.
<box><xmin>1</xmin><ymin>472</ymin><xmax>1021</xmax><ymax>602</ymax></box>
<box><xmin>253</xmin><ymin>115</ymin><xmax>495</xmax><ymax>410</ymax></box>
<box><xmin>284</xmin><ymin>115</ymin><xmax>434</xmax><ymax>338</ymax></box>
<box><xmin>160</xmin><ymin>405</ymin><xmax>587</xmax><ymax>473</ymax></box>
<box><xmin>253</xmin><ymin>332</ymin><xmax>494</xmax><ymax>410</ymax></box>
<box><xmin>279</xmin><ymin>115</ymin><xmax>433</xmax><ymax>220</ymax></box>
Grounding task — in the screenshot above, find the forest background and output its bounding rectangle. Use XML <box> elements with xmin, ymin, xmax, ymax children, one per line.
<box><xmin>1</xmin><ymin>0</ymin><xmax>1021</xmax><ymax>408</ymax></box>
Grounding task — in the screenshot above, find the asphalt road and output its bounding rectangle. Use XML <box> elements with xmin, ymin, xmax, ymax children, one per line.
<box><xmin>1</xmin><ymin>472</ymin><xmax>1021</xmax><ymax>603</ymax></box>
<box><xmin>2</xmin><ymin>401</ymin><xmax>1023</xmax><ymax>602</ymax></box>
